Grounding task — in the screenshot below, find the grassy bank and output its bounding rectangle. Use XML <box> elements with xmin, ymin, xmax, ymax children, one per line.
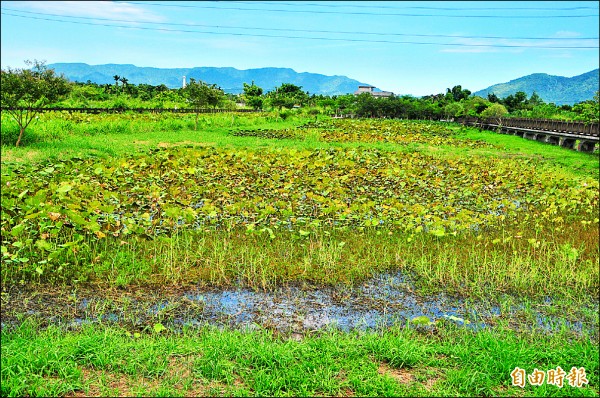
<box><xmin>2</xmin><ymin>319</ymin><xmax>597</xmax><ymax>397</ymax></box>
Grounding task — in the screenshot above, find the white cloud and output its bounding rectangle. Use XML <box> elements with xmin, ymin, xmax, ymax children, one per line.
<box><xmin>9</xmin><ymin>1</ymin><xmax>165</xmax><ymax>22</ymax></box>
<box><xmin>439</xmin><ymin>36</ymin><xmax>597</xmax><ymax>54</ymax></box>
<box><xmin>554</xmin><ymin>31</ymin><xmax>582</xmax><ymax>38</ymax></box>
<box><xmin>439</xmin><ymin>38</ymin><xmax>499</xmax><ymax>53</ymax></box>
<box><xmin>440</xmin><ymin>47</ymin><xmax>498</xmax><ymax>53</ymax></box>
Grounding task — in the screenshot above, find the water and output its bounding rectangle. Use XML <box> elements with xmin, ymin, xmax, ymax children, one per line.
<box><xmin>1</xmin><ymin>271</ymin><xmax>597</xmax><ymax>337</ymax></box>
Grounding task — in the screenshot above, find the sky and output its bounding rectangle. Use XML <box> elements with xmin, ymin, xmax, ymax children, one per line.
<box><xmin>1</xmin><ymin>1</ymin><xmax>599</xmax><ymax>96</ymax></box>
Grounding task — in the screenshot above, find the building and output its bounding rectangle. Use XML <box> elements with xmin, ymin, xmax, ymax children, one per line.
<box><xmin>354</xmin><ymin>85</ymin><xmax>394</xmax><ymax>98</ymax></box>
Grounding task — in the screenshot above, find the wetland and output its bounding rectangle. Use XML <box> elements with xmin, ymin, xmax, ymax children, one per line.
<box><xmin>1</xmin><ymin>112</ymin><xmax>598</xmax><ymax>396</ymax></box>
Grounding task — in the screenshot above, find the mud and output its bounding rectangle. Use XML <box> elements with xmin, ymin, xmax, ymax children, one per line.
<box><xmin>1</xmin><ymin>271</ymin><xmax>597</xmax><ymax>339</ymax></box>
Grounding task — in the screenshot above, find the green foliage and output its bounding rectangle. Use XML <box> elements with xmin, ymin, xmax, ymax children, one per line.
<box><xmin>183</xmin><ymin>78</ymin><xmax>225</xmax><ymax>130</ymax></box>
<box><xmin>572</xmin><ymin>91</ymin><xmax>600</xmax><ymax>123</ymax></box>
<box><xmin>184</xmin><ymin>78</ymin><xmax>224</xmax><ymax>110</ymax></box>
<box><xmin>462</xmin><ymin>96</ymin><xmax>490</xmax><ymax>116</ymax></box>
<box><xmin>2</xmin><ymin>118</ymin><xmax>598</xmax><ymax>285</ymax></box>
<box><xmin>243</xmin><ymin>81</ymin><xmax>264</xmax><ymax>110</ymax></box>
<box><xmin>7</xmin><ymin>72</ymin><xmax>592</xmax><ymax>123</ymax></box>
<box><xmin>502</xmin><ymin>91</ymin><xmax>529</xmax><ymax>112</ymax></box>
<box><xmin>443</xmin><ymin>102</ymin><xmax>463</xmax><ymax>119</ymax></box>
<box><xmin>243</xmin><ymin>80</ymin><xmax>263</xmax><ymax>97</ymax></box>
<box><xmin>446</xmin><ymin>85</ymin><xmax>471</xmax><ymax>102</ymax></box>
<box><xmin>480</xmin><ymin>103</ymin><xmax>508</xmax><ymax>123</ymax></box>
<box><xmin>527</xmin><ymin>91</ymin><xmax>544</xmax><ymax>107</ymax></box>
<box><xmin>267</xmin><ymin>83</ymin><xmax>309</xmax><ymax>110</ymax></box>
<box><xmin>1</xmin><ymin>60</ymin><xmax>71</xmax><ymax>146</ymax></box>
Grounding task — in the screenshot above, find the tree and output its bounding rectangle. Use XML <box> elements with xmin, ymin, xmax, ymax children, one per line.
<box><xmin>267</xmin><ymin>83</ymin><xmax>308</xmax><ymax>110</ymax></box>
<box><xmin>243</xmin><ymin>81</ymin><xmax>264</xmax><ymax>110</ymax></box>
<box><xmin>119</xmin><ymin>76</ymin><xmax>129</xmax><ymax>94</ymax></box>
<box><xmin>462</xmin><ymin>96</ymin><xmax>489</xmax><ymax>116</ymax></box>
<box><xmin>527</xmin><ymin>91</ymin><xmax>544</xmax><ymax>108</ymax></box>
<box><xmin>334</xmin><ymin>94</ymin><xmax>356</xmax><ymax>116</ymax></box>
<box><xmin>113</xmin><ymin>75</ymin><xmax>120</xmax><ymax>93</ymax></box>
<box><xmin>572</xmin><ymin>91</ymin><xmax>600</xmax><ymax>123</ymax></box>
<box><xmin>315</xmin><ymin>96</ymin><xmax>336</xmax><ymax>114</ymax></box>
<box><xmin>502</xmin><ymin>91</ymin><xmax>528</xmax><ymax>112</ymax></box>
<box><xmin>446</xmin><ymin>85</ymin><xmax>471</xmax><ymax>102</ymax></box>
<box><xmin>1</xmin><ymin>60</ymin><xmax>71</xmax><ymax>146</ymax></box>
<box><xmin>243</xmin><ymin>81</ymin><xmax>263</xmax><ymax>97</ymax></box>
<box><xmin>184</xmin><ymin>78</ymin><xmax>224</xmax><ymax>130</ymax></box>
<box><xmin>354</xmin><ymin>92</ymin><xmax>378</xmax><ymax>118</ymax></box>
<box><xmin>487</xmin><ymin>93</ymin><xmax>500</xmax><ymax>103</ymax></box>
<box><xmin>480</xmin><ymin>103</ymin><xmax>508</xmax><ymax>124</ymax></box>
<box><xmin>443</xmin><ymin>102</ymin><xmax>463</xmax><ymax>120</ymax></box>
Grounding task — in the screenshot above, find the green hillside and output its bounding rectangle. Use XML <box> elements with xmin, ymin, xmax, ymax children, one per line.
<box><xmin>473</xmin><ymin>69</ymin><xmax>599</xmax><ymax>105</ymax></box>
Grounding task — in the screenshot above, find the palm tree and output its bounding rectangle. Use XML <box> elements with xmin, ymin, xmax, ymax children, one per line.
<box><xmin>120</xmin><ymin>77</ymin><xmax>129</xmax><ymax>94</ymax></box>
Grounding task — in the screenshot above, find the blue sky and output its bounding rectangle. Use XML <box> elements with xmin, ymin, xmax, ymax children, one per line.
<box><xmin>1</xmin><ymin>1</ymin><xmax>598</xmax><ymax>96</ymax></box>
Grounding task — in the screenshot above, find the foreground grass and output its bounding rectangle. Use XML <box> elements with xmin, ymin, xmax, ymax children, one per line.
<box><xmin>1</xmin><ymin>320</ymin><xmax>597</xmax><ymax>397</ymax></box>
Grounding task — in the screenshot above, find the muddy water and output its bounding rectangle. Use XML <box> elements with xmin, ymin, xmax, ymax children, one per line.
<box><xmin>1</xmin><ymin>271</ymin><xmax>597</xmax><ymax>338</ymax></box>
<box><xmin>179</xmin><ymin>273</ymin><xmax>482</xmax><ymax>332</ymax></box>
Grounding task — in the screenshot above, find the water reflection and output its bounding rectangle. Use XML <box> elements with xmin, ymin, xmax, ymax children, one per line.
<box><xmin>1</xmin><ymin>270</ymin><xmax>596</xmax><ymax>337</ymax></box>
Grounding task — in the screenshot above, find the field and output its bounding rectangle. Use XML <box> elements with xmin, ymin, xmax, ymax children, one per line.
<box><xmin>1</xmin><ymin>111</ymin><xmax>598</xmax><ymax>397</ymax></box>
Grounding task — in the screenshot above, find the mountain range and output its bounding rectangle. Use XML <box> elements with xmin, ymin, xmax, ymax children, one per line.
<box><xmin>47</xmin><ymin>63</ymin><xmax>371</xmax><ymax>96</ymax></box>
<box><xmin>472</xmin><ymin>69</ymin><xmax>599</xmax><ymax>106</ymax></box>
<box><xmin>47</xmin><ymin>63</ymin><xmax>599</xmax><ymax>104</ymax></box>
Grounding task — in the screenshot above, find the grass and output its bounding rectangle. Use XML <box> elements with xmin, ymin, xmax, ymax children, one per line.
<box><xmin>1</xmin><ymin>111</ymin><xmax>598</xmax><ymax>396</ymax></box>
<box><xmin>0</xmin><ymin>111</ymin><xmax>315</xmax><ymax>163</ymax></box>
<box><xmin>2</xmin><ymin>112</ymin><xmax>597</xmax><ymax>179</ymax></box>
<box><xmin>2</xmin><ymin>220</ymin><xmax>596</xmax><ymax>302</ymax></box>
<box><xmin>447</xmin><ymin>125</ymin><xmax>599</xmax><ymax>179</ymax></box>
<box><xmin>1</xmin><ymin>319</ymin><xmax>597</xmax><ymax>397</ymax></box>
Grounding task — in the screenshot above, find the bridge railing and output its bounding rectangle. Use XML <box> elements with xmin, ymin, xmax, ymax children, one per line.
<box><xmin>456</xmin><ymin>116</ymin><xmax>599</xmax><ymax>138</ymax></box>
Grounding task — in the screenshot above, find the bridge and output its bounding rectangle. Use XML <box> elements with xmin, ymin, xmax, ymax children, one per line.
<box><xmin>456</xmin><ymin>117</ymin><xmax>599</xmax><ymax>153</ymax></box>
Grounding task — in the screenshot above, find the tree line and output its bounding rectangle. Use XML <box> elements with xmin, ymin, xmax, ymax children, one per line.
<box><xmin>58</xmin><ymin>77</ymin><xmax>600</xmax><ymax>124</ymax></box>
<box><xmin>2</xmin><ymin>60</ymin><xmax>599</xmax><ymax>146</ymax></box>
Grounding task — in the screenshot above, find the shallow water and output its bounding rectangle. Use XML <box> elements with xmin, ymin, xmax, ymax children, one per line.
<box><xmin>1</xmin><ymin>270</ymin><xmax>597</xmax><ymax>337</ymax></box>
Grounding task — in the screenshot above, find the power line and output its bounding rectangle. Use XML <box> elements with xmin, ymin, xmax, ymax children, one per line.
<box><xmin>2</xmin><ymin>11</ymin><xmax>598</xmax><ymax>49</ymax></box>
<box><xmin>3</xmin><ymin>7</ymin><xmax>597</xmax><ymax>41</ymax></box>
<box><xmin>113</xmin><ymin>1</ymin><xmax>600</xmax><ymax>18</ymax></box>
<box><xmin>226</xmin><ymin>0</ymin><xmax>600</xmax><ymax>11</ymax></box>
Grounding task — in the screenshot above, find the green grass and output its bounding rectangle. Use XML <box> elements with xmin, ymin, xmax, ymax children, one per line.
<box><xmin>447</xmin><ymin>125</ymin><xmax>599</xmax><ymax>179</ymax></box>
<box><xmin>2</xmin><ymin>113</ymin><xmax>597</xmax><ymax>296</ymax></box>
<box><xmin>1</xmin><ymin>112</ymin><xmax>598</xmax><ymax>397</ymax></box>
<box><xmin>1</xmin><ymin>319</ymin><xmax>597</xmax><ymax>397</ymax></box>
<box><xmin>2</xmin><ymin>222</ymin><xmax>596</xmax><ymax>302</ymax></box>
<box><xmin>2</xmin><ymin>113</ymin><xmax>597</xmax><ymax>180</ymax></box>
<box><xmin>0</xmin><ymin>111</ymin><xmax>318</xmax><ymax>163</ymax></box>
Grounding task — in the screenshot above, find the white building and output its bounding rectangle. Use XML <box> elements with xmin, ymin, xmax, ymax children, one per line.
<box><xmin>354</xmin><ymin>85</ymin><xmax>394</xmax><ymax>98</ymax></box>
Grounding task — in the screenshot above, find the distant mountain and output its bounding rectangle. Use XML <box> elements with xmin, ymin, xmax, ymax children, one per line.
<box><xmin>47</xmin><ymin>63</ymin><xmax>374</xmax><ymax>96</ymax></box>
<box><xmin>473</xmin><ymin>69</ymin><xmax>599</xmax><ymax>105</ymax></box>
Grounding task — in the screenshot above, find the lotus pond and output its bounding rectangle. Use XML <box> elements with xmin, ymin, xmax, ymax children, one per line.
<box><xmin>1</xmin><ymin>112</ymin><xmax>598</xmax><ymax>396</ymax></box>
